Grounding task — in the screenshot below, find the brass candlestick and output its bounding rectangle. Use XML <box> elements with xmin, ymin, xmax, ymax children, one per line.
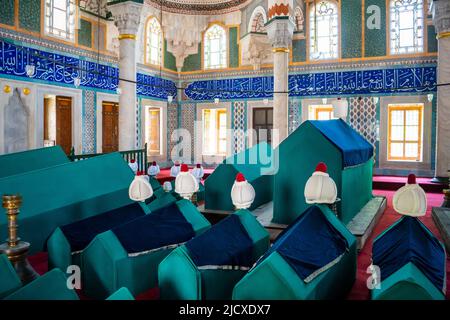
<box><xmin>0</xmin><ymin>195</ymin><xmax>38</xmax><ymax>284</ymax></box>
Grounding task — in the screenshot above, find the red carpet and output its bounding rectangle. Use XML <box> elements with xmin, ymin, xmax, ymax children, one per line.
<box><xmin>28</xmin><ymin>189</ymin><xmax>449</xmax><ymax>300</ymax></box>
<box><xmin>155</xmin><ymin>167</ymin><xmax>213</xmax><ymax>184</ymax></box>
<box><xmin>373</xmin><ymin>175</ymin><xmax>446</xmax><ymax>193</ymax></box>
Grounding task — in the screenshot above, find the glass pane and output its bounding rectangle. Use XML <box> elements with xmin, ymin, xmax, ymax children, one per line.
<box><xmin>219</xmin><ymin>140</ymin><xmax>226</xmax><ymax>154</ymax></box>
<box><xmin>405</xmin><ymin>109</ymin><xmax>419</xmax><ymax>125</ymax></box>
<box><xmin>399</xmin><ymin>10</ymin><xmax>414</xmax><ymax>29</ymax></box>
<box><xmin>391</xmin><ymin>125</ymin><xmax>404</xmax><ymax>140</ymax></box>
<box><xmin>147</xmin><ymin>109</ymin><xmax>160</xmax><ymax>153</ymax></box>
<box><xmin>399</xmin><ymin>29</ymin><xmax>414</xmax><ymax>47</ymax></box>
<box><xmin>390</xmin><ymin>142</ymin><xmax>404</xmax><ymax>158</ymax></box>
<box><xmin>204</xmin><ymin>24</ymin><xmax>226</xmax><ymax>69</ymax></box>
<box><xmin>211</xmin><ymin>53</ymin><xmax>219</xmax><ymax>67</ymax></box>
<box><xmin>53</xmin><ymin>10</ymin><xmax>67</xmax><ymax>30</ymax></box>
<box><xmin>405</xmin><ymin>125</ymin><xmax>419</xmax><ymax>140</ymax></box>
<box><xmin>390</xmin><ymin>110</ymin><xmax>404</xmax><ymax>125</ymax></box>
<box><xmin>405</xmin><ymin>143</ymin><xmax>419</xmax><ymax>158</ymax></box>
<box><xmin>54</xmin><ymin>0</ymin><xmax>67</xmax><ymax>10</ymax></box>
<box><xmin>317</xmin><ymin>111</ymin><xmax>331</xmax><ymax>120</ymax></box>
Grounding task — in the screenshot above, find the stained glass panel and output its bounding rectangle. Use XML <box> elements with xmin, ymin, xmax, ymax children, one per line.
<box><xmin>309</xmin><ymin>1</ymin><xmax>339</xmax><ymax>60</ymax></box>
<box><xmin>390</xmin><ymin>0</ymin><xmax>424</xmax><ymax>55</ymax></box>
<box><xmin>204</xmin><ymin>24</ymin><xmax>227</xmax><ymax>70</ymax></box>
<box><xmin>145</xmin><ymin>17</ymin><xmax>162</xmax><ymax>66</ymax></box>
<box><xmin>45</xmin><ymin>0</ymin><xmax>75</xmax><ymax>41</ymax></box>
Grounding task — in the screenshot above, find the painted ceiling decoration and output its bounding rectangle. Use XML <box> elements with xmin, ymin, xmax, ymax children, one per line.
<box><xmin>144</xmin><ymin>0</ymin><xmax>253</xmax><ymax>15</ymax></box>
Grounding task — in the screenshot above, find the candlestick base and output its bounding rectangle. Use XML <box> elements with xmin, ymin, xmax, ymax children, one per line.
<box><xmin>0</xmin><ymin>240</ymin><xmax>38</xmax><ymax>284</ymax></box>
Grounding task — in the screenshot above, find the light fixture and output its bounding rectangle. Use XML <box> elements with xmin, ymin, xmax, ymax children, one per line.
<box><xmin>167</xmin><ymin>95</ymin><xmax>173</xmax><ymax>103</ymax></box>
<box><xmin>22</xmin><ymin>88</ymin><xmax>30</xmax><ymax>95</ymax></box>
<box><xmin>3</xmin><ymin>85</ymin><xmax>11</xmax><ymax>94</ymax></box>
<box><xmin>116</xmin><ymin>87</ymin><xmax>122</xmax><ymax>95</ymax></box>
<box><xmin>332</xmin><ymin>97</ymin><xmax>349</xmax><ymax>119</ymax></box>
<box><xmin>373</xmin><ymin>97</ymin><xmax>379</xmax><ymax>104</ymax></box>
<box><xmin>25</xmin><ymin>65</ymin><xmax>35</xmax><ymax>77</ymax></box>
<box><xmin>322</xmin><ymin>98</ymin><xmax>328</xmax><ymax>105</ymax></box>
<box><xmin>74</xmin><ymin>77</ymin><xmax>81</xmax><ymax>88</ymax></box>
<box><xmin>427</xmin><ymin>93</ymin><xmax>434</xmax><ymax>102</ymax></box>
<box><xmin>263</xmin><ymin>98</ymin><xmax>269</xmax><ymax>105</ymax></box>
<box><xmin>214</xmin><ymin>98</ymin><xmax>220</xmax><ymax>104</ymax></box>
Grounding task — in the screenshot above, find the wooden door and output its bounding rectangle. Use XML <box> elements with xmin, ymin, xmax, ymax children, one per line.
<box><xmin>253</xmin><ymin>107</ymin><xmax>273</xmax><ymax>144</ymax></box>
<box><xmin>55</xmin><ymin>96</ymin><xmax>72</xmax><ymax>154</ymax></box>
<box><xmin>102</xmin><ymin>102</ymin><xmax>119</xmax><ymax>153</ymax></box>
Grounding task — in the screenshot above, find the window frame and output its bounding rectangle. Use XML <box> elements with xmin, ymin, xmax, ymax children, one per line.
<box><xmin>44</xmin><ymin>0</ymin><xmax>76</xmax><ymax>42</ymax></box>
<box><xmin>201</xmin><ymin>108</ymin><xmax>228</xmax><ymax>156</ymax></box>
<box><xmin>308</xmin><ymin>104</ymin><xmax>334</xmax><ymax>120</ymax></box>
<box><xmin>389</xmin><ymin>0</ymin><xmax>425</xmax><ymax>55</ymax></box>
<box><xmin>387</xmin><ymin>104</ymin><xmax>424</xmax><ymax>162</ymax></box>
<box><xmin>144</xmin><ymin>16</ymin><xmax>163</xmax><ymax>66</ymax></box>
<box><xmin>203</xmin><ymin>23</ymin><xmax>228</xmax><ymax>70</ymax></box>
<box><xmin>308</xmin><ymin>0</ymin><xmax>339</xmax><ymax>61</ymax></box>
<box><xmin>146</xmin><ymin>107</ymin><xmax>162</xmax><ymax>156</ymax></box>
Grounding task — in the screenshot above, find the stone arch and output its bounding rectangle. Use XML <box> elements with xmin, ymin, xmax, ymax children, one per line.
<box><xmin>248</xmin><ymin>6</ymin><xmax>267</xmax><ymax>33</ymax></box>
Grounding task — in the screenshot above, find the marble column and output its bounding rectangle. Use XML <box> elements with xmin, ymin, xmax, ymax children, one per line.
<box><xmin>431</xmin><ymin>0</ymin><xmax>450</xmax><ymax>180</ymax></box>
<box><xmin>266</xmin><ymin>0</ymin><xmax>295</xmax><ymax>147</ymax></box>
<box><xmin>108</xmin><ymin>1</ymin><xmax>142</xmax><ymax>151</ymax></box>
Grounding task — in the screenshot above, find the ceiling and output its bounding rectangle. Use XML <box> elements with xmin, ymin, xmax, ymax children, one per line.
<box><xmin>145</xmin><ymin>0</ymin><xmax>253</xmax><ymax>15</ymax></box>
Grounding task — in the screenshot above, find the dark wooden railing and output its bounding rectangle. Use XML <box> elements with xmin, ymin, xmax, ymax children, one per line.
<box><xmin>69</xmin><ymin>143</ymin><xmax>148</xmax><ymax>173</ymax></box>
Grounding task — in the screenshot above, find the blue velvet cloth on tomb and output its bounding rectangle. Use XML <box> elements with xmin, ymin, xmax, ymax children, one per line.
<box><xmin>185</xmin><ymin>214</ymin><xmax>254</xmax><ymax>268</ymax></box>
<box><xmin>259</xmin><ymin>205</ymin><xmax>349</xmax><ymax>282</ymax></box>
<box><xmin>373</xmin><ymin>216</ymin><xmax>446</xmax><ymax>293</ymax></box>
<box><xmin>112</xmin><ymin>202</ymin><xmax>195</xmax><ymax>255</ymax></box>
<box><xmin>310</xmin><ymin>119</ymin><xmax>374</xmax><ymax>167</ymax></box>
<box><xmin>59</xmin><ymin>203</ymin><xmax>145</xmax><ymax>252</ymax></box>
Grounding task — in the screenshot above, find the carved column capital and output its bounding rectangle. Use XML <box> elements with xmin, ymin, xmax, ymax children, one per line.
<box><xmin>266</xmin><ymin>18</ymin><xmax>295</xmax><ymax>49</ymax></box>
<box><xmin>108</xmin><ymin>1</ymin><xmax>143</xmax><ymax>36</ymax></box>
<box><xmin>431</xmin><ymin>0</ymin><xmax>450</xmax><ymax>36</ymax></box>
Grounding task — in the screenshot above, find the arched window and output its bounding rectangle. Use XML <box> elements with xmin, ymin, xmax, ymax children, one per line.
<box><xmin>145</xmin><ymin>17</ymin><xmax>162</xmax><ymax>65</ymax></box>
<box><xmin>309</xmin><ymin>1</ymin><xmax>339</xmax><ymax>60</ymax></box>
<box><xmin>204</xmin><ymin>24</ymin><xmax>227</xmax><ymax>70</ymax></box>
<box><xmin>249</xmin><ymin>6</ymin><xmax>267</xmax><ymax>33</ymax></box>
<box><xmin>294</xmin><ymin>6</ymin><xmax>304</xmax><ymax>32</ymax></box>
<box><xmin>389</xmin><ymin>0</ymin><xmax>424</xmax><ymax>55</ymax></box>
<box><xmin>44</xmin><ymin>0</ymin><xmax>76</xmax><ymax>41</ymax></box>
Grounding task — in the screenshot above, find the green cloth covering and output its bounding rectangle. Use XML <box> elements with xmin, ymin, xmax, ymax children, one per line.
<box><xmin>4</xmin><ymin>268</ymin><xmax>79</xmax><ymax>300</ymax></box>
<box><xmin>106</xmin><ymin>287</ymin><xmax>135</xmax><ymax>300</ymax></box>
<box><xmin>273</xmin><ymin>121</ymin><xmax>373</xmax><ymax>225</ymax></box>
<box><xmin>0</xmin><ymin>153</ymin><xmax>136</xmax><ymax>254</ymax></box>
<box><xmin>149</xmin><ymin>176</ymin><xmax>161</xmax><ymax>191</ymax></box>
<box><xmin>0</xmin><ymin>146</ymin><xmax>69</xmax><ymax>179</ymax></box>
<box><xmin>372</xmin><ymin>262</ymin><xmax>445</xmax><ymax>300</ymax></box>
<box><xmin>205</xmin><ymin>142</ymin><xmax>274</xmax><ymax>211</ymax></box>
<box><xmin>146</xmin><ymin>188</ymin><xmax>178</xmax><ymax>212</ymax></box>
<box><xmin>371</xmin><ymin>220</ymin><xmax>446</xmax><ymax>300</ymax></box>
<box><xmin>232</xmin><ymin>205</ymin><xmax>357</xmax><ymax>300</ymax></box>
<box><xmin>46</xmin><ymin>202</ymin><xmax>150</xmax><ymax>275</ymax></box>
<box><xmin>0</xmin><ymin>254</ymin><xmax>22</xmax><ymax>299</ymax></box>
<box><xmin>158</xmin><ymin>209</ymin><xmax>270</xmax><ymax>300</ymax></box>
<box><xmin>82</xmin><ymin>199</ymin><xmax>211</xmax><ymax>299</ymax></box>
